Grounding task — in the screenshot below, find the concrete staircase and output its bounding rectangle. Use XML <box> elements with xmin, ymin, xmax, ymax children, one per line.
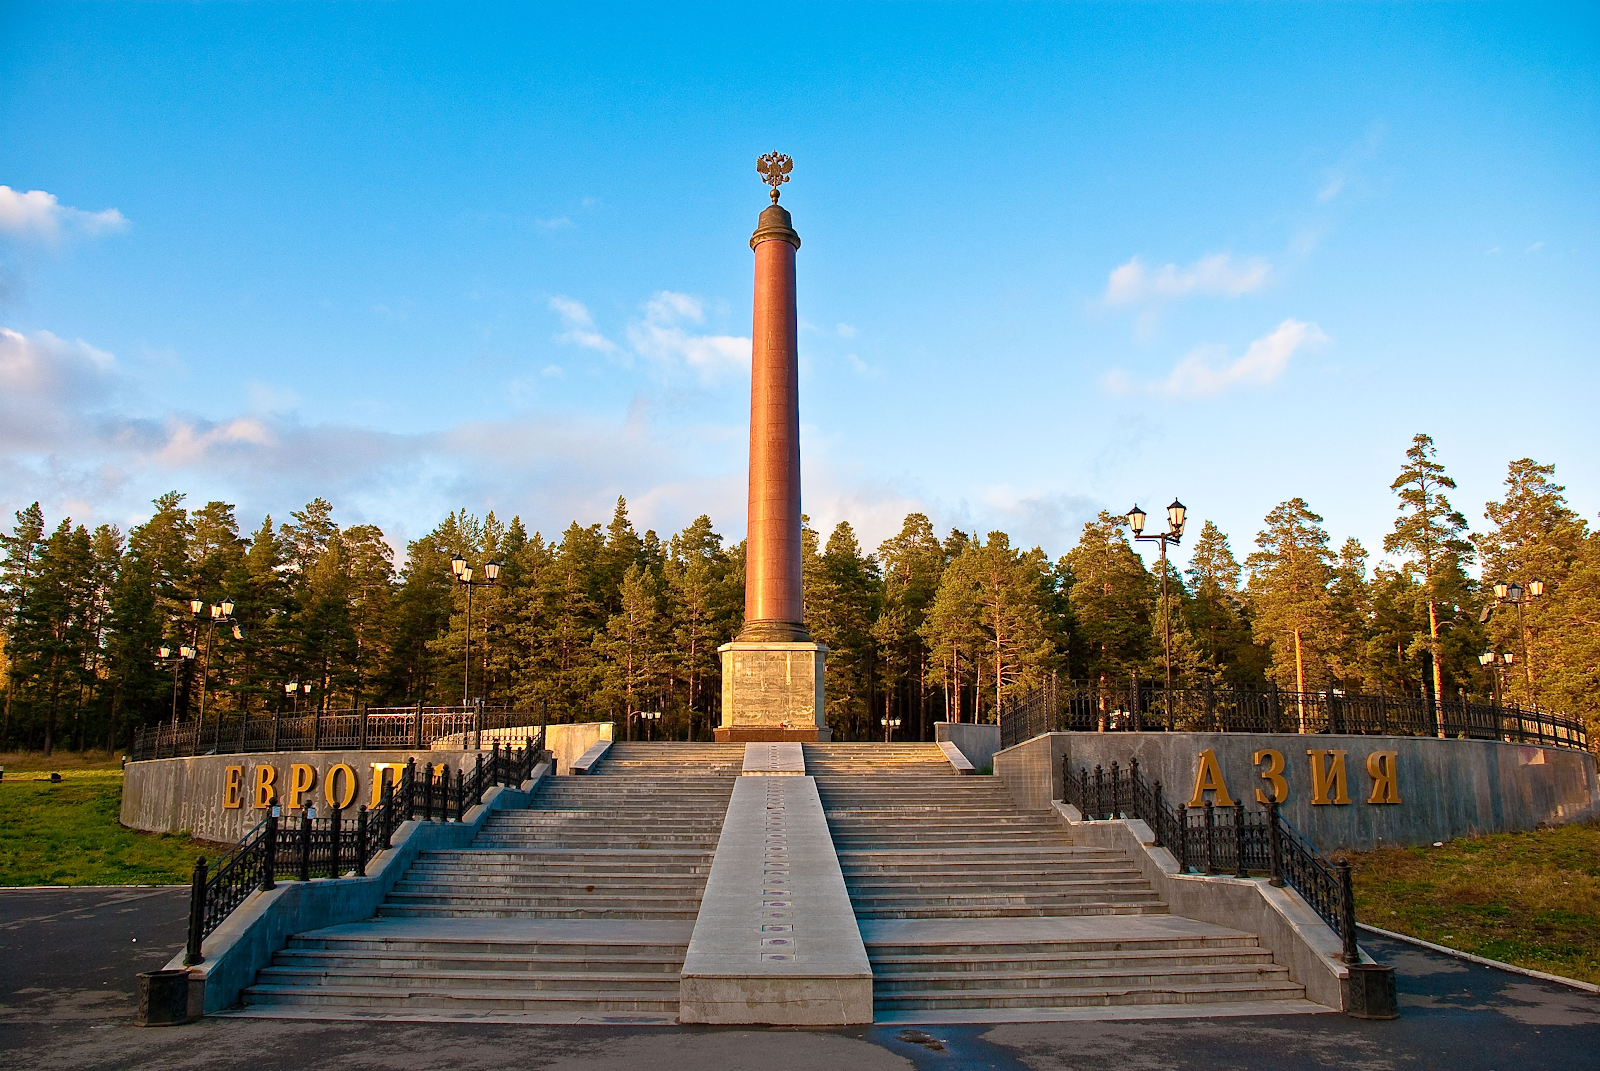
<box><xmin>238</xmin><ymin>743</ymin><xmax>741</xmax><ymax>1023</ymax></box>
<box><xmin>806</xmin><ymin>742</ymin><xmax>1310</xmax><ymax>1021</ymax></box>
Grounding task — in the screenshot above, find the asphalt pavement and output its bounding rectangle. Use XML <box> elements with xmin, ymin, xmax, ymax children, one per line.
<box><xmin>2</xmin><ymin>887</ymin><xmax>1597</xmax><ymax>1070</ymax></box>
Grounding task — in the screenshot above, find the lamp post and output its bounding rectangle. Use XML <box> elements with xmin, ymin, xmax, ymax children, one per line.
<box><xmin>284</xmin><ymin>680</ymin><xmax>313</xmax><ymax>714</ymax></box>
<box><xmin>629</xmin><ymin>709</ymin><xmax>662</xmax><ymax>741</ymax></box>
<box><xmin>1491</xmin><ymin>579</ymin><xmax>1543</xmax><ymax>700</ymax></box>
<box><xmin>1477</xmin><ymin>650</ymin><xmax>1514</xmax><ymax>708</ymax></box>
<box><xmin>883</xmin><ymin>715</ymin><xmax>902</xmax><ymax>744</ymax></box>
<box><xmin>158</xmin><ymin>644</ymin><xmax>197</xmax><ymax>727</ymax></box>
<box><xmin>196</xmin><ymin>599</ymin><xmax>243</xmax><ymax>736</ymax></box>
<box><xmin>1128</xmin><ymin>499</ymin><xmax>1187</xmax><ymax>728</ymax></box>
<box><xmin>450</xmin><ymin>555</ymin><xmax>501</xmax><ymax>708</ymax></box>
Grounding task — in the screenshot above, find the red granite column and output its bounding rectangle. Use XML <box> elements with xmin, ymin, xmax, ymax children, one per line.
<box><xmin>741</xmin><ymin>203</ymin><xmax>808</xmax><ymax>641</ymax></box>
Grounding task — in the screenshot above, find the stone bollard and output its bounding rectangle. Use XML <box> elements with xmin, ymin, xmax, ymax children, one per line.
<box><xmin>1343</xmin><ymin>962</ymin><xmax>1399</xmax><ymax>1019</ymax></box>
<box><xmin>135</xmin><ymin>969</ymin><xmax>192</xmax><ymax>1026</ymax></box>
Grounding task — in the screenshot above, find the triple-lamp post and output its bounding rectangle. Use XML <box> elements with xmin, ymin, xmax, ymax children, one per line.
<box><xmin>158</xmin><ymin>643</ymin><xmax>197</xmax><ymax>727</ymax></box>
<box><xmin>190</xmin><ymin>598</ymin><xmax>243</xmax><ymax>733</ymax></box>
<box><xmin>1127</xmin><ymin>499</ymin><xmax>1187</xmax><ymax>726</ymax></box>
<box><xmin>629</xmin><ymin>709</ymin><xmax>662</xmax><ymax>741</ymax></box>
<box><xmin>284</xmin><ymin>680</ymin><xmax>314</xmax><ymax>713</ymax></box>
<box><xmin>450</xmin><ymin>555</ymin><xmax>501</xmax><ymax>708</ymax></box>
<box><xmin>882</xmin><ymin>715</ymin><xmax>902</xmax><ymax>744</ymax></box>
<box><xmin>1491</xmin><ymin>579</ymin><xmax>1543</xmax><ymax>699</ymax></box>
<box><xmin>1477</xmin><ymin>650</ymin><xmax>1514</xmax><ymax>708</ymax></box>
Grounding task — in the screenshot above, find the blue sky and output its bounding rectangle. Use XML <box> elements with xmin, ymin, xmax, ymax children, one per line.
<box><xmin>2</xmin><ymin>3</ymin><xmax>1595</xmax><ymax>574</ymax></box>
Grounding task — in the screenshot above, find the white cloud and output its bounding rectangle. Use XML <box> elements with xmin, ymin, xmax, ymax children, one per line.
<box><xmin>0</xmin><ymin>186</ymin><xmax>128</xmax><ymax>240</ymax></box>
<box><xmin>626</xmin><ymin>290</ymin><xmax>749</xmax><ymax>378</ymax></box>
<box><xmin>835</xmin><ymin>323</ymin><xmax>857</xmax><ymax>338</ymax></box>
<box><xmin>1526</xmin><ymin>241</ymin><xmax>1544</xmax><ymax>253</ymax></box>
<box><xmin>1102</xmin><ymin>319</ymin><xmax>1328</xmax><ymax>398</ymax></box>
<box><xmin>1317</xmin><ymin>122</ymin><xmax>1386</xmax><ymax>203</ymax></box>
<box><xmin>548</xmin><ymin>294</ymin><xmax>617</xmax><ymax>353</ymax></box>
<box><xmin>1104</xmin><ymin>254</ymin><xmax>1271</xmax><ymax>307</ymax></box>
<box><xmin>846</xmin><ymin>354</ymin><xmax>883</xmax><ymax>380</ymax></box>
<box><xmin>536</xmin><ymin>216</ymin><xmax>574</xmax><ymax>232</ymax></box>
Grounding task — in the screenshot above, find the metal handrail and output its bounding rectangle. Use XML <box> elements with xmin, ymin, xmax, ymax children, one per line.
<box><xmin>1003</xmin><ymin>680</ymin><xmax>1588</xmax><ymax>753</ymax></box>
<box><xmin>132</xmin><ymin>705</ymin><xmax>546</xmax><ymax>761</ymax></box>
<box><xmin>183</xmin><ymin>729</ymin><xmax>548</xmax><ymax>965</ymax></box>
<box><xmin>1062</xmin><ymin>755</ymin><xmax>1362</xmax><ymax>962</ymax></box>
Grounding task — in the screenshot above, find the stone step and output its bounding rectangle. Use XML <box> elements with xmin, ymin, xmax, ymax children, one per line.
<box><xmin>870</xmin><ymin>947</ymin><xmax>1276</xmax><ymax>974</ymax></box>
<box><xmin>872</xmin><ymin>979</ymin><xmax>1308</xmax><ymax>1010</ymax></box>
<box><xmin>844</xmin><ymin>878</ymin><xmax>1155</xmax><ymax>898</ymax></box>
<box><xmin>256</xmin><ymin>965</ymin><xmax>683</xmax><ymax>994</ymax></box>
<box><xmin>861</xmin><ymin>933</ymin><xmax>1260</xmax><ymax>957</ymax></box>
<box><xmin>873</xmin><ymin>963</ymin><xmax>1292</xmax><ymax>993</ymax></box>
<box><xmin>854</xmin><ymin>903</ymin><xmax>1169</xmax><ymax>920</ymax></box>
<box><xmin>274</xmin><ymin>948</ymin><xmax>684</xmax><ymax>973</ymax></box>
<box><xmin>242</xmin><ymin>983</ymin><xmax>680</xmax><ymax>1015</ymax></box>
<box><xmin>376</xmin><ymin>904</ymin><xmax>701</xmax><ymax>921</ymax></box>
<box><xmin>286</xmin><ymin>934</ymin><xmax>689</xmax><ymax>957</ymax></box>
<box><xmin>383</xmin><ymin>891</ymin><xmax>705</xmax><ymax>910</ymax></box>
<box><xmin>390</xmin><ymin>879</ymin><xmax>706</xmax><ymax>896</ymax></box>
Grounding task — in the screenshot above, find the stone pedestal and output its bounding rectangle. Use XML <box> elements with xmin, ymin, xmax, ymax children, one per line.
<box><xmin>716</xmin><ymin>641</ymin><xmax>830</xmax><ymax>742</ymax></box>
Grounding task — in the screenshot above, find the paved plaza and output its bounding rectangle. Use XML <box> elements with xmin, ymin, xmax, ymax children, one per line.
<box><xmin>4</xmin><ymin>886</ymin><xmax>1598</xmax><ymax>1070</ymax></box>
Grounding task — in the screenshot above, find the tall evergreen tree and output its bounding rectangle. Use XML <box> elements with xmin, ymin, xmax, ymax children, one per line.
<box><xmin>1384</xmin><ymin>434</ymin><xmax>1474</xmax><ymax>727</ymax></box>
<box><xmin>1246</xmin><ymin>498</ymin><xmax>1337</xmax><ymax>722</ymax></box>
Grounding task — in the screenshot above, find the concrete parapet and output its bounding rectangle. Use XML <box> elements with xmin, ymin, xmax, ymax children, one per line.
<box><xmin>166</xmin><ymin>763</ymin><xmax>551</xmax><ymax>1014</ymax></box>
<box><xmin>935</xmin><ymin>721</ymin><xmax>1000</xmax><ymax>771</ymax></box>
<box><xmin>1053</xmin><ymin>803</ymin><xmax>1350</xmax><ymax>1010</ymax></box>
<box><xmin>996</xmin><ymin>731</ymin><xmax>1600</xmax><ymax>850</ymax></box>
<box><xmin>122</xmin><ymin>750</ymin><xmax>487</xmax><ymax>843</ymax></box>
<box><xmin>679</xmin><ymin>775</ymin><xmax>873</xmax><ymax>1024</ymax></box>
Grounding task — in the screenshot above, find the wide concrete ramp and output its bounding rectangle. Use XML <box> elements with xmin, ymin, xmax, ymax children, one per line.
<box><xmin>679</xmin><ymin>774</ymin><xmax>873</xmax><ymax>1024</ymax></box>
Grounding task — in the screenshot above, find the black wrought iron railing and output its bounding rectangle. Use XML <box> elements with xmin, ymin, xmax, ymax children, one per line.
<box><xmin>132</xmin><ymin>703</ymin><xmax>544</xmax><ymax>761</ymax></box>
<box><xmin>999</xmin><ymin>678</ymin><xmax>1589</xmax><ymax>753</ymax></box>
<box><xmin>1062</xmin><ymin>756</ymin><xmax>1360</xmax><ymax>963</ymax></box>
<box><xmin>183</xmin><ymin>732</ymin><xmax>549</xmax><ymax>966</ymax></box>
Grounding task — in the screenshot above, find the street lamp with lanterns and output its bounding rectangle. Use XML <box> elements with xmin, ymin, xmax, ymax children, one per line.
<box><xmin>1478</xmin><ymin>650</ymin><xmax>1514</xmax><ymax>708</ymax></box>
<box><xmin>158</xmin><ymin>644</ymin><xmax>197</xmax><ymax>727</ymax></box>
<box><xmin>1128</xmin><ymin>499</ymin><xmax>1187</xmax><ymax>726</ymax></box>
<box><xmin>629</xmin><ymin>709</ymin><xmax>662</xmax><ymax>741</ymax></box>
<box><xmin>191</xmin><ymin>598</ymin><xmax>243</xmax><ymax>733</ymax></box>
<box><xmin>450</xmin><ymin>555</ymin><xmax>502</xmax><ymax>708</ymax></box>
<box><xmin>284</xmin><ymin>680</ymin><xmax>314</xmax><ymax>714</ymax></box>
<box><xmin>1488</xmin><ymin>579</ymin><xmax>1544</xmax><ymax>699</ymax></box>
<box><xmin>882</xmin><ymin>715</ymin><xmax>903</xmax><ymax>744</ymax></box>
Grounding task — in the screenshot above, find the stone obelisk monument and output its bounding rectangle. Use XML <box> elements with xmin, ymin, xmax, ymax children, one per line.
<box><xmin>716</xmin><ymin>153</ymin><xmax>829</xmax><ymax>742</ymax></box>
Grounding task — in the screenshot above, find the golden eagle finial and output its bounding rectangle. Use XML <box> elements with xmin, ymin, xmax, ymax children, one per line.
<box><xmin>757</xmin><ymin>152</ymin><xmax>793</xmax><ymax>204</ymax></box>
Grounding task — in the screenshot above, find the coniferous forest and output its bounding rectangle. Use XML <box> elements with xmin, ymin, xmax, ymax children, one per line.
<box><xmin>2</xmin><ymin>435</ymin><xmax>1597</xmax><ymax>753</ymax></box>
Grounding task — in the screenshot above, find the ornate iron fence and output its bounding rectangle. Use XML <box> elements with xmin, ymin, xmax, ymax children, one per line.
<box><xmin>183</xmin><ymin>732</ymin><xmax>549</xmax><ymax>966</ymax></box>
<box><xmin>132</xmin><ymin>703</ymin><xmax>543</xmax><ymax>761</ymax></box>
<box><xmin>1000</xmin><ymin>678</ymin><xmax>1588</xmax><ymax>753</ymax></box>
<box><xmin>1062</xmin><ymin>756</ymin><xmax>1360</xmax><ymax>962</ymax></box>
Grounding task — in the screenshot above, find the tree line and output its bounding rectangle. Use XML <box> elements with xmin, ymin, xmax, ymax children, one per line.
<box><xmin>2</xmin><ymin>435</ymin><xmax>1596</xmax><ymax>754</ymax></box>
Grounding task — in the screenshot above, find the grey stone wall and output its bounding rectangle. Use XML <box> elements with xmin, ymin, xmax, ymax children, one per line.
<box><xmin>995</xmin><ymin>731</ymin><xmax>1600</xmax><ymax>851</ymax></box>
<box><xmin>121</xmin><ymin>750</ymin><xmax>484</xmax><ymax>842</ymax></box>
<box><xmin>934</xmin><ymin>721</ymin><xmax>1001</xmax><ymax>771</ymax></box>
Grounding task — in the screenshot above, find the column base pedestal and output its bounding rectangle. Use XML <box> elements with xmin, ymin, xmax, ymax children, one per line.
<box><xmin>718</xmin><ymin>639</ymin><xmax>828</xmax><ymax>742</ymax></box>
<box><xmin>713</xmin><ymin>725</ymin><xmax>832</xmax><ymax>743</ymax></box>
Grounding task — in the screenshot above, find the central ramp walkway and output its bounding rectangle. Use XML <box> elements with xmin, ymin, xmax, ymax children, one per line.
<box><xmin>239</xmin><ymin>742</ymin><xmax>742</xmax><ymax>1023</ymax></box>
<box><xmin>805</xmin><ymin>742</ymin><xmax>1314</xmax><ymax>1022</ymax></box>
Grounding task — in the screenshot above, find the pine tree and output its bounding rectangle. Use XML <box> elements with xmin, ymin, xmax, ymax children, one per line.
<box><xmin>1185</xmin><ymin>520</ymin><xmax>1261</xmax><ymax>684</ymax></box>
<box><xmin>0</xmin><ymin>502</ymin><xmax>46</xmax><ymax>746</ymax></box>
<box><xmin>874</xmin><ymin>513</ymin><xmax>945</xmax><ymax>738</ymax></box>
<box><xmin>1246</xmin><ymin>498</ymin><xmax>1337</xmax><ymax>725</ymax></box>
<box><xmin>806</xmin><ymin>522</ymin><xmax>881</xmax><ymax>740</ymax></box>
<box><xmin>1384</xmin><ymin>434</ymin><xmax>1474</xmax><ymax>731</ymax></box>
<box><xmin>1060</xmin><ymin>512</ymin><xmax>1154</xmax><ymax>685</ymax></box>
<box><xmin>1474</xmin><ymin>458</ymin><xmax>1588</xmax><ymax>707</ymax></box>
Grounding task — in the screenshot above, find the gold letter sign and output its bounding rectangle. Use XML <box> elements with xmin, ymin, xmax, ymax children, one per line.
<box><xmin>324</xmin><ymin>763</ymin><xmax>358</xmax><ymax>809</ymax></box>
<box><xmin>1366</xmin><ymin>750</ymin><xmax>1401</xmax><ymax>804</ymax></box>
<box><xmin>287</xmin><ymin>763</ymin><xmax>317</xmax><ymax>809</ymax></box>
<box><xmin>1188</xmin><ymin>749</ymin><xmax>1235</xmax><ymax>807</ymax></box>
<box><xmin>1253</xmin><ymin>749</ymin><xmax>1287</xmax><ymax>804</ymax></box>
<box><xmin>1307</xmin><ymin>750</ymin><xmax>1351</xmax><ymax>805</ymax></box>
<box><xmin>223</xmin><ymin>765</ymin><xmax>244</xmax><ymax>809</ymax></box>
<box><xmin>253</xmin><ymin>765</ymin><xmax>278</xmax><ymax>809</ymax></box>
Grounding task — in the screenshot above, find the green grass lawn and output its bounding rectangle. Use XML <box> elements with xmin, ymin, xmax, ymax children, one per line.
<box><xmin>0</xmin><ymin>752</ymin><xmax>215</xmax><ymax>886</ymax></box>
<box><xmin>1351</xmin><ymin>820</ymin><xmax>1600</xmax><ymax>985</ymax></box>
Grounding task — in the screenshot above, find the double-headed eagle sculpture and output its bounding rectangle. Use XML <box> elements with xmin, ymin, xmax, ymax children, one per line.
<box><xmin>758</xmin><ymin>152</ymin><xmax>793</xmax><ymax>203</ymax></box>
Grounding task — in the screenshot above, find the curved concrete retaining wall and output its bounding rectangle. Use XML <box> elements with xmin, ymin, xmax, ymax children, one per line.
<box><xmin>120</xmin><ymin>724</ymin><xmax>612</xmax><ymax>843</ymax></box>
<box><xmin>429</xmin><ymin>721</ymin><xmax>611</xmax><ymax>775</ymax></box>
<box><xmin>994</xmin><ymin>731</ymin><xmax>1600</xmax><ymax>851</ymax></box>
